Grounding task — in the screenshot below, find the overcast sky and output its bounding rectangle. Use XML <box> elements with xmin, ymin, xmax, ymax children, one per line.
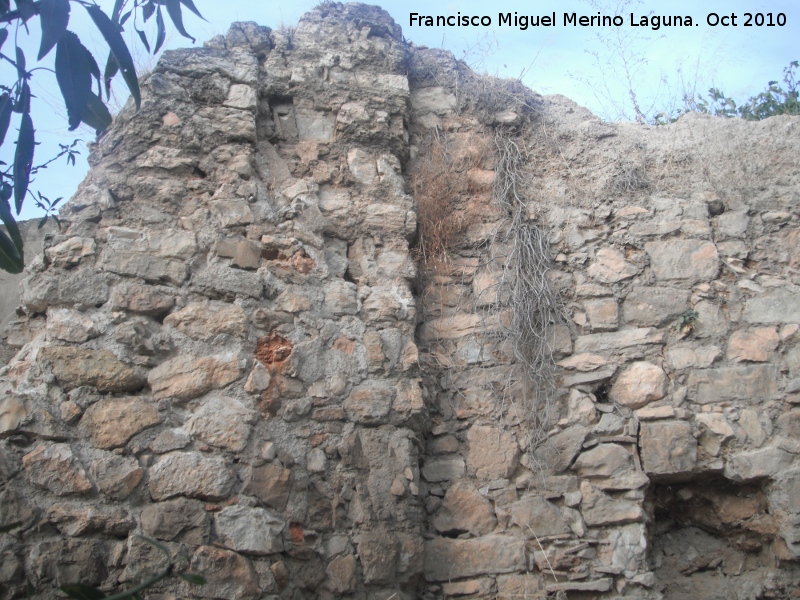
<box><xmin>3</xmin><ymin>0</ymin><xmax>797</xmax><ymax>220</ymax></box>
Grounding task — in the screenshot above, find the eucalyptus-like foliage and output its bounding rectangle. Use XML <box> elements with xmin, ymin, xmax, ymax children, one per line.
<box><xmin>0</xmin><ymin>0</ymin><xmax>205</xmax><ymax>274</ymax></box>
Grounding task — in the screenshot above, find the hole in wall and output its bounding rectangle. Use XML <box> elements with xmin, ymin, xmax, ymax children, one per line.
<box><xmin>649</xmin><ymin>476</ymin><xmax>800</xmax><ymax>600</ymax></box>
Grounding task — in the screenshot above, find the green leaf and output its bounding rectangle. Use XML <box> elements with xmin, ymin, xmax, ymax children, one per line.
<box><xmin>103</xmin><ymin>52</ymin><xmax>118</xmax><ymax>99</ymax></box>
<box><xmin>82</xmin><ymin>90</ymin><xmax>112</xmax><ymax>134</ymax></box>
<box><xmin>14</xmin><ymin>81</ymin><xmax>31</xmax><ymax>114</ymax></box>
<box><xmin>15</xmin><ymin>0</ymin><xmax>36</xmax><ymax>22</ymax></box>
<box><xmin>55</xmin><ymin>31</ymin><xmax>92</xmax><ymax>130</ymax></box>
<box><xmin>153</xmin><ymin>6</ymin><xmax>166</xmax><ymax>54</ymax></box>
<box><xmin>179</xmin><ymin>0</ymin><xmax>206</xmax><ymax>21</ymax></box>
<box><xmin>178</xmin><ymin>573</ymin><xmax>207</xmax><ymax>585</ymax></box>
<box><xmin>0</xmin><ymin>92</ymin><xmax>13</xmax><ymax>146</ymax></box>
<box><xmin>37</xmin><ymin>0</ymin><xmax>70</xmax><ymax>60</ymax></box>
<box><xmin>0</xmin><ymin>0</ymin><xmax>9</xmax><ymax>18</ymax></box>
<box><xmin>15</xmin><ymin>45</ymin><xmax>26</xmax><ymax>81</ymax></box>
<box><xmin>165</xmin><ymin>0</ymin><xmax>194</xmax><ymax>43</ymax></box>
<box><xmin>0</xmin><ymin>230</ymin><xmax>23</xmax><ymax>273</ymax></box>
<box><xmin>13</xmin><ymin>112</ymin><xmax>34</xmax><ymax>213</ymax></box>
<box><xmin>85</xmin><ymin>4</ymin><xmax>140</xmax><ymax>110</ymax></box>
<box><xmin>60</xmin><ymin>584</ymin><xmax>107</xmax><ymax>600</ymax></box>
<box><xmin>0</xmin><ymin>28</ymin><xmax>8</xmax><ymax>51</ymax></box>
<box><xmin>134</xmin><ymin>27</ymin><xmax>150</xmax><ymax>53</ymax></box>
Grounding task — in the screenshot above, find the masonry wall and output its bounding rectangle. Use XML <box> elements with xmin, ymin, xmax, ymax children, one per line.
<box><xmin>0</xmin><ymin>4</ymin><xmax>799</xmax><ymax>600</ymax></box>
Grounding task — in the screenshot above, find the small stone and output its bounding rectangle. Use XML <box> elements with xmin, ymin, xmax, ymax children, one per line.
<box><xmin>579</xmin><ymin>481</ymin><xmax>642</xmax><ymax>526</ymax></box>
<box><xmin>357</xmin><ymin>530</ymin><xmax>398</xmax><ymax>584</ymax></box>
<box><xmin>190</xmin><ymin>546</ymin><xmax>261</xmax><ymax>600</ymax></box>
<box><xmin>46</xmin><ymin>308</ymin><xmax>99</xmax><ymax>342</ymax></box>
<box><xmin>307</xmin><ymin>448</ymin><xmax>327</xmax><ymax>473</ymax></box>
<box><xmin>509</xmin><ymin>496</ymin><xmax>571</xmax><ymax>538</ymax></box>
<box><xmin>150</xmin><ymin>429</ymin><xmax>191</xmax><ymax>453</ymax></box>
<box><xmin>557</xmin><ymin>353</ymin><xmax>609</xmax><ymax>372</ymax></box>
<box><xmin>186</xmin><ymin>396</ymin><xmax>255</xmax><ymax>453</ymax></box>
<box><xmin>81</xmin><ymin>397</ymin><xmax>161</xmax><ymax>449</ymax></box>
<box><xmin>584</xmin><ymin>299</ymin><xmax>619</xmax><ymax>331</ymax></box>
<box><xmin>739</xmin><ymin>409</ymin><xmax>767</xmax><ymax>447</ymax></box>
<box><xmin>0</xmin><ymin>396</ymin><xmax>26</xmax><ymax>435</ymax></box>
<box><xmin>343</xmin><ymin>383</ymin><xmax>393</xmax><ymax>425</ymax></box>
<box><xmin>244</xmin><ymin>363</ymin><xmax>271</xmax><ymax>393</ymax></box>
<box><xmin>609</xmin><ymin>361</ymin><xmax>668</xmax><ymax>409</ymax></box>
<box><xmin>535</xmin><ymin>426</ymin><xmax>588</xmax><ymax>473</ymax></box>
<box><xmin>243</xmin><ymin>463</ymin><xmax>293</xmax><ymax>510</ymax></box>
<box><xmin>326</xmin><ymin>554</ymin><xmax>357</xmax><ymax>593</ymax></box>
<box><xmin>89</xmin><ymin>452</ymin><xmax>143</xmax><ymax>500</ymax></box>
<box><xmin>109</xmin><ymin>283</ymin><xmax>176</xmax><ymax>317</ymax></box>
<box><xmin>587</xmin><ymin>248</ymin><xmax>638</xmax><ymax>283</ymax></box>
<box><xmin>214</xmin><ymin>505</ymin><xmax>284</xmax><ymax>555</ymax></box>
<box><xmin>695</xmin><ymin>413</ymin><xmax>734</xmax><ymax>440</ymax></box>
<box><xmin>148</xmin><ymin>452</ymin><xmax>234</xmax><ymax>501</ymax></box>
<box><xmin>141</xmin><ymin>497</ymin><xmax>209</xmax><ymax>545</ymax></box>
<box><xmin>573</xmin><ymin>444</ymin><xmax>648</xmax><ymax>490</ymax></box>
<box><xmin>22</xmin><ymin>444</ymin><xmax>92</xmax><ymax>496</ymax></box>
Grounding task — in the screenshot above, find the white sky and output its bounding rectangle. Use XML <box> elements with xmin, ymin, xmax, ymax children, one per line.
<box><xmin>3</xmin><ymin>0</ymin><xmax>797</xmax><ymax>220</ymax></box>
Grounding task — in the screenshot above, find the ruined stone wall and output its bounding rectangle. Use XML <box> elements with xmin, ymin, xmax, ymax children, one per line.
<box><xmin>1</xmin><ymin>3</ymin><xmax>799</xmax><ymax>600</ymax></box>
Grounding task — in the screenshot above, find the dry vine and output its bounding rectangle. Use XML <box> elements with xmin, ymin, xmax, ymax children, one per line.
<box><xmin>480</xmin><ymin>130</ymin><xmax>565</xmax><ymax>460</ymax></box>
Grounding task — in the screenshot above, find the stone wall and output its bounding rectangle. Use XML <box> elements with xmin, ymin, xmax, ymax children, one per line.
<box><xmin>1</xmin><ymin>3</ymin><xmax>799</xmax><ymax>599</ymax></box>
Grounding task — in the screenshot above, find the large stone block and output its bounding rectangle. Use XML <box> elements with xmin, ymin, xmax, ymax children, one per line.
<box><xmin>424</xmin><ymin>536</ymin><xmax>526</xmax><ymax>581</ymax></box>
<box><xmin>147</xmin><ymin>355</ymin><xmax>243</xmax><ymax>401</ymax></box>
<box><xmin>742</xmin><ymin>287</ymin><xmax>800</xmax><ymax>324</ymax></box>
<box><xmin>186</xmin><ymin>396</ymin><xmax>255</xmax><ymax>452</ymax></box>
<box><xmin>645</xmin><ymin>240</ymin><xmax>719</xmax><ymax>283</ymax></box>
<box><xmin>164</xmin><ymin>303</ymin><xmax>248</xmax><ymax>340</ymax></box>
<box><xmin>141</xmin><ymin>497</ymin><xmax>210</xmax><ymax>545</ymax></box>
<box><xmin>190</xmin><ymin>546</ymin><xmax>261</xmax><ymax>600</ymax></box>
<box><xmin>148</xmin><ymin>452</ymin><xmax>234</xmax><ymax>501</ymax></box>
<box><xmin>622</xmin><ymin>286</ymin><xmax>690</xmax><ymax>326</ymax></box>
<box><xmin>509</xmin><ymin>496</ymin><xmax>571</xmax><ymax>538</ymax></box>
<box><xmin>687</xmin><ymin>364</ymin><xmax>778</xmax><ymax>404</ymax></box>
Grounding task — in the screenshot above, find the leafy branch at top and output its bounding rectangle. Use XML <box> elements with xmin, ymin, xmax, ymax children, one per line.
<box><xmin>0</xmin><ymin>0</ymin><xmax>204</xmax><ymax>275</ymax></box>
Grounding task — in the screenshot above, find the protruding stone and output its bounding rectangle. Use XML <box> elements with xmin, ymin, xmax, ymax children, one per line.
<box><xmin>88</xmin><ymin>452</ymin><xmax>143</xmax><ymax>500</ymax></box>
<box><xmin>46</xmin><ymin>308</ymin><xmax>99</xmax><ymax>342</ymax></box>
<box><xmin>609</xmin><ymin>361</ymin><xmax>668</xmax><ymax>409</ymax></box>
<box><xmin>432</xmin><ymin>481</ymin><xmax>497</xmax><ymax>536</ymax></box>
<box><xmin>421</xmin><ymin>456</ymin><xmax>465</xmax><ymax>482</ymax></box>
<box><xmin>147</xmin><ymin>355</ymin><xmax>243</xmax><ymax>401</ymax></box>
<box><xmin>640</xmin><ymin>421</ymin><xmax>697</xmax><ymax>477</ymax></box>
<box><xmin>580</xmin><ymin>481</ymin><xmax>643</xmax><ymax>526</ymax></box>
<box><xmin>344</xmin><ymin>383</ymin><xmax>393</xmax><ymax>425</ymax></box>
<box><xmin>574</xmin><ymin>443</ymin><xmax>648</xmax><ymax>490</ymax></box>
<box><xmin>81</xmin><ymin>397</ymin><xmax>160</xmax><ymax>449</ymax></box>
<box><xmin>327</xmin><ymin>554</ymin><xmax>357</xmax><ymax>593</ymax></box>
<box><xmin>190</xmin><ymin>546</ymin><xmax>261</xmax><ymax>600</ymax></box>
<box><xmin>22</xmin><ymin>444</ymin><xmax>93</xmax><ymax>496</ymax></box>
<box><xmin>41</xmin><ymin>346</ymin><xmax>145</xmax><ymax>393</ymax></box>
<box><xmin>510</xmin><ymin>496</ymin><xmax>571</xmax><ymax>538</ymax></box>
<box><xmin>424</xmin><ymin>536</ymin><xmax>526</xmax><ymax>581</ymax></box>
<box><xmin>148</xmin><ymin>452</ymin><xmax>234</xmax><ymax>501</ymax></box>
<box><xmin>141</xmin><ymin>497</ymin><xmax>209</xmax><ymax>545</ymax></box>
<box><xmin>214</xmin><ymin>505</ymin><xmax>284</xmax><ymax>555</ymax></box>
<box><xmin>357</xmin><ymin>530</ymin><xmax>398</xmax><ymax>584</ymax></box>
